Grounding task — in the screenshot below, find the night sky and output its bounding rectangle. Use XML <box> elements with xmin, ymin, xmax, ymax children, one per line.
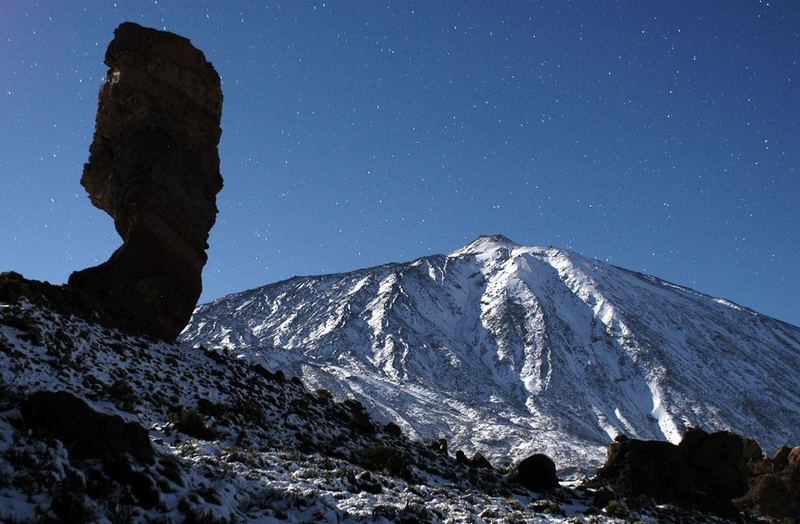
<box><xmin>1</xmin><ymin>1</ymin><xmax>798</xmax><ymax>326</ymax></box>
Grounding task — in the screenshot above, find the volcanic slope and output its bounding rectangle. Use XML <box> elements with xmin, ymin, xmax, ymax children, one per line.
<box><xmin>183</xmin><ymin>235</ymin><xmax>800</xmax><ymax>471</ymax></box>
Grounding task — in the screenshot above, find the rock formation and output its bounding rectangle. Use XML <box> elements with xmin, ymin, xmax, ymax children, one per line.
<box><xmin>591</xmin><ymin>428</ymin><xmax>800</xmax><ymax>519</ymax></box>
<box><xmin>591</xmin><ymin>429</ymin><xmax>757</xmax><ymax>516</ymax></box>
<box><xmin>68</xmin><ymin>22</ymin><xmax>223</xmax><ymax>340</ymax></box>
<box><xmin>735</xmin><ymin>444</ymin><xmax>800</xmax><ymax>519</ymax></box>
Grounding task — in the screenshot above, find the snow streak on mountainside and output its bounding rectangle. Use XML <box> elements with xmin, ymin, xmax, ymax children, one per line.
<box><xmin>183</xmin><ymin>235</ymin><xmax>800</xmax><ymax>471</ymax></box>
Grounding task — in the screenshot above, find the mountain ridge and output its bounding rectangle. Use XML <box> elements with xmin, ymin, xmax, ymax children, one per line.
<box><xmin>204</xmin><ymin>236</ymin><xmax>767</xmax><ymax>324</ymax></box>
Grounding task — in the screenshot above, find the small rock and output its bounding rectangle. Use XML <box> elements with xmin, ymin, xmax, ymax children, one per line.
<box><xmin>788</xmin><ymin>447</ymin><xmax>800</xmax><ymax>467</ymax></box>
<box><xmin>429</xmin><ymin>438</ymin><xmax>448</xmax><ymax>455</ymax></box>
<box><xmin>591</xmin><ymin>487</ymin><xmax>616</xmax><ymax>509</ymax></box>
<box><xmin>383</xmin><ymin>422</ymin><xmax>402</xmax><ymax>438</ymax></box>
<box><xmin>469</xmin><ymin>452</ymin><xmax>493</xmax><ymax>470</ymax></box>
<box><xmin>773</xmin><ymin>446</ymin><xmax>791</xmax><ymax>469</ymax></box>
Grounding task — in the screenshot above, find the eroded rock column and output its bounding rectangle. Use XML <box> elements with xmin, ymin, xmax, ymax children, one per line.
<box><xmin>68</xmin><ymin>22</ymin><xmax>223</xmax><ymax>340</ymax></box>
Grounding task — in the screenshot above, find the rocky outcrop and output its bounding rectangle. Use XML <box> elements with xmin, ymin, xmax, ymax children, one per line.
<box><xmin>591</xmin><ymin>428</ymin><xmax>800</xmax><ymax>519</ymax></box>
<box><xmin>735</xmin><ymin>445</ymin><xmax>800</xmax><ymax>519</ymax></box>
<box><xmin>0</xmin><ymin>272</ymin><xmax>98</xmax><ymax>324</ymax></box>
<box><xmin>591</xmin><ymin>429</ymin><xmax>756</xmax><ymax>516</ymax></box>
<box><xmin>21</xmin><ymin>390</ymin><xmax>154</xmax><ymax>464</ymax></box>
<box><xmin>68</xmin><ymin>22</ymin><xmax>223</xmax><ymax>340</ymax></box>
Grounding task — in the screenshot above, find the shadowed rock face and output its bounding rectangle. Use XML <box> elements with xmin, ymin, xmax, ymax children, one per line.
<box><xmin>68</xmin><ymin>22</ymin><xmax>223</xmax><ymax>340</ymax></box>
<box><xmin>591</xmin><ymin>428</ymin><xmax>800</xmax><ymax>519</ymax></box>
<box><xmin>591</xmin><ymin>429</ymin><xmax>757</xmax><ymax>516</ymax></box>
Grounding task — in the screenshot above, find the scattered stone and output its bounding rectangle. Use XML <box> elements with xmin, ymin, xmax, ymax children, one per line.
<box><xmin>469</xmin><ymin>452</ymin><xmax>493</xmax><ymax>470</ymax></box>
<box><xmin>590</xmin><ymin>486</ymin><xmax>616</xmax><ymax>509</ymax></box>
<box><xmin>773</xmin><ymin>446</ymin><xmax>791</xmax><ymax>469</ymax></box>
<box><xmin>383</xmin><ymin>422</ymin><xmax>402</xmax><ymax>438</ymax></box>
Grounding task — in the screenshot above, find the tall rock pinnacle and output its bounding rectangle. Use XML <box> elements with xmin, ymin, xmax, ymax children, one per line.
<box><xmin>68</xmin><ymin>22</ymin><xmax>223</xmax><ymax>340</ymax></box>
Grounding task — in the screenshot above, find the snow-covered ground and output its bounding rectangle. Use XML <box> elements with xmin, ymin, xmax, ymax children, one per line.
<box><xmin>184</xmin><ymin>235</ymin><xmax>800</xmax><ymax>472</ymax></box>
<box><xmin>1</xmin><ymin>294</ymin><xmax>658</xmax><ymax>523</ymax></box>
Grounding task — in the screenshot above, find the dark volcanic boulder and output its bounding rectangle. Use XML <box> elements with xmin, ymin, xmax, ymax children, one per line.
<box><xmin>593</xmin><ymin>438</ymin><xmax>686</xmax><ymax>500</ymax></box>
<box><xmin>511</xmin><ymin>453</ymin><xmax>558</xmax><ymax>491</ymax></box>
<box><xmin>68</xmin><ymin>22</ymin><xmax>223</xmax><ymax>341</ymax></box>
<box><xmin>678</xmin><ymin>428</ymin><xmax>758</xmax><ymax>498</ymax></box>
<box><xmin>592</xmin><ymin>429</ymin><xmax>762</xmax><ymax>517</ymax></box>
<box><xmin>20</xmin><ymin>390</ymin><xmax>154</xmax><ymax>464</ymax></box>
<box><xmin>383</xmin><ymin>422</ymin><xmax>402</xmax><ymax>438</ymax></box>
<box><xmin>594</xmin><ymin>429</ymin><xmax>800</xmax><ymax>519</ymax></box>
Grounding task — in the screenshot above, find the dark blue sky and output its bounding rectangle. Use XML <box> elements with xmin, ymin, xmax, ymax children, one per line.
<box><xmin>1</xmin><ymin>1</ymin><xmax>798</xmax><ymax>326</ymax></box>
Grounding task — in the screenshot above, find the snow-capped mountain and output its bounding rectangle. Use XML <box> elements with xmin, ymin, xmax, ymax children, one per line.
<box><xmin>182</xmin><ymin>235</ymin><xmax>800</xmax><ymax>471</ymax></box>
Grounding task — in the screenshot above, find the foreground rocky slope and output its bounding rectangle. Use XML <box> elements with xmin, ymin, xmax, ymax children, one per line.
<box><xmin>0</xmin><ymin>283</ymin><xmax>735</xmax><ymax>522</ymax></box>
<box><xmin>183</xmin><ymin>235</ymin><xmax>800</xmax><ymax>471</ymax></box>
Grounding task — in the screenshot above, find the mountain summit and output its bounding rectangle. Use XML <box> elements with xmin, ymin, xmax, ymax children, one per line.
<box><xmin>183</xmin><ymin>238</ymin><xmax>800</xmax><ymax>471</ymax></box>
<box><xmin>449</xmin><ymin>234</ymin><xmax>521</xmax><ymax>256</ymax></box>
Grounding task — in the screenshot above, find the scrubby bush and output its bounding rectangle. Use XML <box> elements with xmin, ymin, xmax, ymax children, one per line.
<box><xmin>106</xmin><ymin>379</ymin><xmax>137</xmax><ymax>411</ymax></box>
<box><xmin>314</xmin><ymin>388</ymin><xmax>333</xmax><ymax>403</ymax></box>
<box><xmin>171</xmin><ymin>407</ymin><xmax>218</xmax><ymax>440</ymax></box>
<box><xmin>343</xmin><ymin>399</ymin><xmax>375</xmax><ymax>434</ymax></box>
<box><xmin>604</xmin><ymin>499</ymin><xmax>630</xmax><ymax>518</ymax></box>
<box><xmin>361</xmin><ymin>445</ymin><xmax>413</xmax><ymax>481</ymax></box>
<box><xmin>50</xmin><ymin>473</ymin><xmax>96</xmax><ymax>522</ymax></box>
<box><xmin>383</xmin><ymin>422</ymin><xmax>403</xmax><ymax>438</ymax></box>
<box><xmin>181</xmin><ymin>505</ymin><xmax>231</xmax><ymax>524</ymax></box>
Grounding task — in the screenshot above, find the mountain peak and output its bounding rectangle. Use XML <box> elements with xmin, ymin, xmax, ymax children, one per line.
<box><xmin>449</xmin><ymin>234</ymin><xmax>521</xmax><ymax>257</ymax></box>
<box><xmin>184</xmin><ymin>236</ymin><xmax>800</xmax><ymax>471</ymax></box>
